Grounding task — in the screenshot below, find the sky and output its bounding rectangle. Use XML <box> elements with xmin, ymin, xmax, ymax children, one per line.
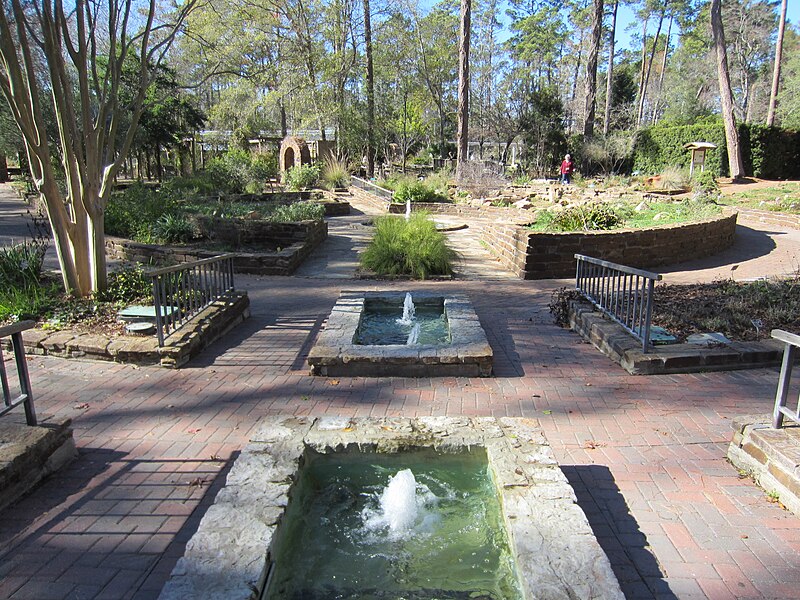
<box><xmin>613</xmin><ymin>1</ymin><xmax>799</xmax><ymax>52</ymax></box>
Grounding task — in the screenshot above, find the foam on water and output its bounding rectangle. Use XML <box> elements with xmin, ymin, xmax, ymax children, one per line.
<box><xmin>362</xmin><ymin>469</ymin><xmax>438</xmax><ymax>541</ymax></box>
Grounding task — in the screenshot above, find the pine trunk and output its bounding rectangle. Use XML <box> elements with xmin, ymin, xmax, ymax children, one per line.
<box><xmin>710</xmin><ymin>0</ymin><xmax>745</xmax><ymax>180</ymax></box>
<box><xmin>456</xmin><ymin>0</ymin><xmax>471</xmax><ymax>181</ymax></box>
<box><xmin>583</xmin><ymin>0</ymin><xmax>604</xmax><ymax>138</ymax></box>
<box><xmin>766</xmin><ymin>0</ymin><xmax>787</xmax><ymax>126</ymax></box>
<box><xmin>603</xmin><ymin>0</ymin><xmax>618</xmax><ymax>135</ymax></box>
<box><xmin>363</xmin><ymin>0</ymin><xmax>375</xmax><ymax>177</ymax></box>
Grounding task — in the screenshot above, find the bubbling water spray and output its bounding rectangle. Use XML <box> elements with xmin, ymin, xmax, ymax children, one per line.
<box><xmin>406</xmin><ymin>323</ymin><xmax>420</xmax><ymax>345</ymax></box>
<box><xmin>397</xmin><ymin>292</ymin><xmax>416</xmax><ymax>327</ymax></box>
<box><xmin>362</xmin><ymin>469</ymin><xmax>437</xmax><ymax>541</ymax></box>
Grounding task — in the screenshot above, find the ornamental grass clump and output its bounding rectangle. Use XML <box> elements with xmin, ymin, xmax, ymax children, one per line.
<box><xmin>360</xmin><ymin>213</ymin><xmax>457</xmax><ymax>279</ymax></box>
<box><xmin>321</xmin><ymin>156</ymin><xmax>350</xmax><ymax>190</ymax></box>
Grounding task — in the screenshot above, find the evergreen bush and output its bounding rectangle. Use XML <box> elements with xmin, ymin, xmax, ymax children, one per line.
<box><xmin>284</xmin><ymin>164</ymin><xmax>321</xmax><ymax>190</ymax></box>
<box><xmin>360</xmin><ymin>214</ymin><xmax>456</xmax><ymax>279</ymax></box>
<box><xmin>632</xmin><ymin>122</ymin><xmax>800</xmax><ymax>179</ymax></box>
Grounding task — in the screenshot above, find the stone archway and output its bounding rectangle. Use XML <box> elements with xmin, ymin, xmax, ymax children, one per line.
<box><xmin>279</xmin><ymin>136</ymin><xmax>312</xmax><ymax>177</ymax></box>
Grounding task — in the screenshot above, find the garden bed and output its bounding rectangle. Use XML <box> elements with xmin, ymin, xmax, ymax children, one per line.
<box><xmin>567</xmin><ymin>299</ymin><xmax>784</xmax><ymax>375</ymax></box>
<box><xmin>193</xmin><ymin>191</ymin><xmax>350</xmax><ymax>217</ymax></box>
<box><xmin>106</xmin><ymin>218</ymin><xmax>327</xmax><ymax>276</ymax></box>
<box><xmin>4</xmin><ymin>291</ymin><xmax>250</xmax><ymax>368</ymax></box>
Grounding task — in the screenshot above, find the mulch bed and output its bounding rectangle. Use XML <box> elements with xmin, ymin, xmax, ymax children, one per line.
<box><xmin>652</xmin><ymin>278</ymin><xmax>800</xmax><ymax>342</ymax></box>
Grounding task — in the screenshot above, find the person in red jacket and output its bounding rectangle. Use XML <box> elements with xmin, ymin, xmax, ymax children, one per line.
<box><xmin>560</xmin><ymin>154</ymin><xmax>575</xmax><ymax>184</ymax></box>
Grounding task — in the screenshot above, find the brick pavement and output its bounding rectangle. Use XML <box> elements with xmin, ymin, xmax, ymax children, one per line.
<box><xmin>0</xmin><ymin>276</ymin><xmax>796</xmax><ymax>599</ymax></box>
<box><xmin>2</xmin><ymin>183</ymin><xmax>800</xmax><ymax>599</ymax></box>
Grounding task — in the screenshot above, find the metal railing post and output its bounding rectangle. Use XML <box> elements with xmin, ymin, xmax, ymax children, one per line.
<box><xmin>0</xmin><ymin>321</ymin><xmax>37</xmax><ymax>425</ymax></box>
<box><xmin>574</xmin><ymin>254</ymin><xmax>662</xmax><ymax>353</ymax></box>
<box><xmin>772</xmin><ymin>329</ymin><xmax>800</xmax><ymax>429</ymax></box>
<box><xmin>148</xmin><ymin>254</ymin><xmax>238</xmax><ymax>347</ymax></box>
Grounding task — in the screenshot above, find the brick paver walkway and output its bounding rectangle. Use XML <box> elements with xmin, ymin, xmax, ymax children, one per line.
<box><xmin>1</xmin><ymin>185</ymin><xmax>799</xmax><ymax>599</ymax></box>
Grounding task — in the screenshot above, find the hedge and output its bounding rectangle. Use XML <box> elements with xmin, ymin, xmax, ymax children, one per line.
<box><xmin>632</xmin><ymin>123</ymin><xmax>800</xmax><ymax>179</ymax></box>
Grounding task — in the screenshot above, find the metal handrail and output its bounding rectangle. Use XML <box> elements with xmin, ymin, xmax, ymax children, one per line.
<box><xmin>575</xmin><ymin>254</ymin><xmax>663</xmax><ymax>353</ymax></box>
<box><xmin>0</xmin><ymin>320</ymin><xmax>37</xmax><ymax>425</ymax></box>
<box><xmin>772</xmin><ymin>329</ymin><xmax>800</xmax><ymax>428</ymax></box>
<box><xmin>350</xmin><ymin>176</ymin><xmax>394</xmax><ymax>200</ymax></box>
<box><xmin>151</xmin><ymin>254</ymin><xmax>236</xmax><ymax>346</ymax></box>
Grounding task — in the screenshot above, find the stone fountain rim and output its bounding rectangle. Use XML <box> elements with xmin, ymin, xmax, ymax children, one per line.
<box><xmin>157</xmin><ymin>416</ymin><xmax>624</xmax><ymax>600</ymax></box>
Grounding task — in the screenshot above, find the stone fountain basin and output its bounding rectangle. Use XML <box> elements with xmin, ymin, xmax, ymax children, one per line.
<box><xmin>308</xmin><ymin>291</ymin><xmax>493</xmax><ymax>377</ymax></box>
<box><xmin>157</xmin><ymin>416</ymin><xmax>624</xmax><ymax>600</ymax></box>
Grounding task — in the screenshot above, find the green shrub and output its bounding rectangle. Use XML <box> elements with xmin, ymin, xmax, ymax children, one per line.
<box><xmin>394</xmin><ymin>179</ymin><xmax>448</xmax><ymax>203</ymax></box>
<box><xmin>632</xmin><ymin>123</ymin><xmax>727</xmax><ymax>176</ymax></box>
<box><xmin>360</xmin><ymin>213</ymin><xmax>456</xmax><ymax>279</ymax></box>
<box><xmin>96</xmin><ymin>263</ymin><xmax>152</xmax><ymax>303</ymax></box>
<box><xmin>633</xmin><ymin>122</ymin><xmax>800</xmax><ymax>179</ymax></box>
<box><xmin>550</xmin><ymin>204</ymin><xmax>622</xmax><ymax>231</ymax></box>
<box><xmin>106</xmin><ymin>183</ymin><xmax>177</xmax><ymax>240</ymax></box>
<box><xmin>0</xmin><ymin>240</ymin><xmax>47</xmax><ymax>288</ymax></box>
<box><xmin>693</xmin><ymin>170</ymin><xmax>719</xmax><ymax>195</ymax></box>
<box><xmin>152</xmin><ymin>214</ymin><xmax>196</xmax><ymax>243</ymax></box>
<box><xmin>265</xmin><ymin>202</ymin><xmax>325</xmax><ymax>222</ymax></box>
<box><xmin>321</xmin><ymin>156</ymin><xmax>350</xmax><ymax>190</ymax></box>
<box><xmin>0</xmin><ymin>283</ymin><xmax>61</xmax><ymax>322</ymax></box>
<box><xmin>284</xmin><ymin>164</ymin><xmax>320</xmax><ymax>190</ymax></box>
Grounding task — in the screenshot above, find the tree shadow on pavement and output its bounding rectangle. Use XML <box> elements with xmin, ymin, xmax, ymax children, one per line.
<box><xmin>561</xmin><ymin>465</ymin><xmax>677</xmax><ymax>600</ymax></box>
<box><xmin>657</xmin><ymin>224</ymin><xmax>777</xmax><ymax>275</ymax></box>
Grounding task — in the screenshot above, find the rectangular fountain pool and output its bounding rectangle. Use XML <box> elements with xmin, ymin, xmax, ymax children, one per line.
<box><xmin>355</xmin><ymin>295</ymin><xmax>450</xmax><ymax>346</ymax></box>
<box><xmin>158</xmin><ymin>417</ymin><xmax>625</xmax><ymax>600</ymax></box>
<box><xmin>265</xmin><ymin>448</ymin><xmax>523</xmax><ymax>599</ymax></box>
<box><xmin>308</xmin><ymin>291</ymin><xmax>492</xmax><ymax>377</ymax></box>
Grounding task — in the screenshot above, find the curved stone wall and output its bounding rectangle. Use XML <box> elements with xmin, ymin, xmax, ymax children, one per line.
<box><xmin>480</xmin><ymin>212</ymin><xmax>739</xmax><ymax>279</ymax></box>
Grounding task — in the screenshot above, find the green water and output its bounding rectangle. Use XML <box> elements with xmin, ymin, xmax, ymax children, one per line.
<box><xmin>355</xmin><ymin>299</ymin><xmax>450</xmax><ymax>346</ymax></box>
<box><xmin>265</xmin><ymin>449</ymin><xmax>523</xmax><ymax>600</ymax></box>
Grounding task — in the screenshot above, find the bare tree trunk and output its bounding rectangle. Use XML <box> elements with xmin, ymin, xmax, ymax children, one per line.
<box><xmin>456</xmin><ymin>0</ymin><xmax>472</xmax><ymax>181</ymax></box>
<box><xmin>711</xmin><ymin>0</ymin><xmax>745</xmax><ymax>180</ymax></box>
<box><xmin>766</xmin><ymin>0</ymin><xmax>787</xmax><ymax>126</ymax></box>
<box><xmin>280</xmin><ymin>99</ymin><xmax>288</xmax><ymax>137</ymax></box>
<box><xmin>651</xmin><ymin>15</ymin><xmax>672</xmax><ymax>124</ymax></box>
<box><xmin>584</xmin><ymin>0</ymin><xmax>604</xmax><ymax>138</ymax></box>
<box><xmin>636</xmin><ymin>15</ymin><xmax>649</xmax><ymax>125</ymax></box>
<box><xmin>571</xmin><ymin>34</ymin><xmax>584</xmax><ymax>102</ymax></box>
<box><xmin>363</xmin><ymin>0</ymin><xmax>375</xmax><ymax>177</ymax></box>
<box><xmin>638</xmin><ymin>7</ymin><xmax>664</xmax><ymax>126</ymax></box>
<box><xmin>603</xmin><ymin>0</ymin><xmax>618</xmax><ymax>135</ymax></box>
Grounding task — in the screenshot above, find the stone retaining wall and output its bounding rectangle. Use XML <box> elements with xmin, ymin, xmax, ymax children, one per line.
<box><xmin>736</xmin><ymin>207</ymin><xmax>800</xmax><ymax>230</ymax></box>
<box><xmin>106</xmin><ymin>219</ymin><xmax>327</xmax><ymax>276</ymax></box>
<box><xmin>481</xmin><ymin>212</ymin><xmax>738</xmax><ymax>279</ymax></box>
<box><xmin>5</xmin><ymin>291</ymin><xmax>250</xmax><ymax>368</ymax></box>
<box><xmin>728</xmin><ymin>415</ymin><xmax>800</xmax><ymax>517</ymax></box>
<box><xmin>568</xmin><ymin>299</ymin><xmax>784</xmax><ymax>375</ymax></box>
<box><xmin>0</xmin><ymin>419</ymin><xmax>76</xmax><ymax>511</ymax></box>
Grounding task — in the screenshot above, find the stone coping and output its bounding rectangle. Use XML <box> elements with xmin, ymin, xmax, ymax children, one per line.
<box><xmin>0</xmin><ymin>417</ymin><xmax>76</xmax><ymax>511</ymax></box>
<box><xmin>4</xmin><ymin>291</ymin><xmax>249</xmax><ymax>369</ymax></box>
<box><xmin>308</xmin><ymin>291</ymin><xmax>493</xmax><ymax>377</ymax></box>
<box><xmin>568</xmin><ymin>299</ymin><xmax>784</xmax><ymax>375</ymax></box>
<box><xmin>728</xmin><ymin>415</ymin><xmax>800</xmax><ymax>516</ymax></box>
<box><xmin>158</xmin><ymin>416</ymin><xmax>624</xmax><ymax>600</ymax></box>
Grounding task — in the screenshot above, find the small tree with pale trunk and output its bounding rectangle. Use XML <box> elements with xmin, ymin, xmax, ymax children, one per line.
<box><xmin>0</xmin><ymin>0</ymin><xmax>195</xmax><ymax>297</ymax></box>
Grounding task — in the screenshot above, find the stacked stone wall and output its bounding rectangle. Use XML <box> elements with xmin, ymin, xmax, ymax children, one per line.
<box><xmin>480</xmin><ymin>213</ymin><xmax>738</xmax><ymax>279</ymax></box>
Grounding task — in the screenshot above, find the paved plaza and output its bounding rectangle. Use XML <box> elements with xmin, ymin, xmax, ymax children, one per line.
<box><xmin>1</xmin><ymin>185</ymin><xmax>800</xmax><ymax>599</ymax></box>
